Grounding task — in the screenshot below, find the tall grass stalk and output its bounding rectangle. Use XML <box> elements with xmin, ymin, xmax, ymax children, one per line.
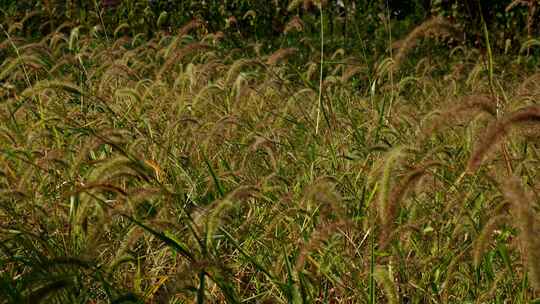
<box><xmin>315</xmin><ymin>3</ymin><xmax>324</xmax><ymax>135</ymax></box>
<box><xmin>479</xmin><ymin>1</ymin><xmax>513</xmax><ymax>175</ymax></box>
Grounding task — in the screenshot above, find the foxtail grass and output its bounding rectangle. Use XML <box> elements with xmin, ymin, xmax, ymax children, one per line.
<box><xmin>501</xmin><ymin>175</ymin><xmax>540</xmax><ymax>291</ymax></box>
<box><xmin>392</xmin><ymin>16</ymin><xmax>458</xmax><ymax>72</ymax></box>
<box><xmin>468</xmin><ymin>105</ymin><xmax>540</xmax><ymax>172</ymax></box>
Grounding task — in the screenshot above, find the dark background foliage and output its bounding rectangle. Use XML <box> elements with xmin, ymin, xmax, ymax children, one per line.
<box><xmin>1</xmin><ymin>0</ymin><xmax>538</xmax><ymax>51</ymax></box>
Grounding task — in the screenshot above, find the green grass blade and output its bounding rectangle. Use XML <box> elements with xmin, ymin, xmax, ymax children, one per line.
<box><xmin>202</xmin><ymin>152</ymin><xmax>225</xmax><ymax>198</ymax></box>
<box><xmin>121</xmin><ymin>214</ymin><xmax>195</xmax><ymax>262</ymax></box>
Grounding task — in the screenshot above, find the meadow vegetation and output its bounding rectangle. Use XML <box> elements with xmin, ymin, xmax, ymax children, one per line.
<box><xmin>1</xmin><ymin>1</ymin><xmax>540</xmax><ymax>303</ymax></box>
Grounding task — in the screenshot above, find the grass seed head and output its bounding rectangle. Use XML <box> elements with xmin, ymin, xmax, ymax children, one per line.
<box><xmin>468</xmin><ymin>105</ymin><xmax>540</xmax><ymax>172</ymax></box>
<box><xmin>501</xmin><ymin>175</ymin><xmax>540</xmax><ymax>291</ymax></box>
<box><xmin>393</xmin><ymin>16</ymin><xmax>459</xmax><ymax>72</ymax></box>
<box><xmin>266</xmin><ymin>48</ymin><xmax>298</xmax><ymax>66</ymax></box>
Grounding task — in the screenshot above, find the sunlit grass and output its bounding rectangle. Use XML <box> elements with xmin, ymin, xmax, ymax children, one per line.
<box><xmin>0</xmin><ymin>15</ymin><xmax>539</xmax><ymax>304</ymax></box>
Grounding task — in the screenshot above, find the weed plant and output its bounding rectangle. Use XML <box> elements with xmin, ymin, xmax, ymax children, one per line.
<box><xmin>0</xmin><ymin>11</ymin><xmax>540</xmax><ymax>304</ymax></box>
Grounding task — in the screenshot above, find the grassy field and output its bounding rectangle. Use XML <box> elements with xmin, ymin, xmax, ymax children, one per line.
<box><xmin>1</xmin><ymin>15</ymin><xmax>540</xmax><ymax>303</ymax></box>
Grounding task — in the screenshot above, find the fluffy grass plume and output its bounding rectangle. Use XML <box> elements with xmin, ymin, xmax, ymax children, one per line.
<box><xmin>283</xmin><ymin>16</ymin><xmax>305</xmax><ymax>34</ymax></box>
<box><xmin>376</xmin><ymin>147</ymin><xmax>405</xmax><ymax>234</ymax></box>
<box><xmin>380</xmin><ymin>161</ymin><xmax>440</xmax><ymax>247</ymax></box>
<box><xmin>374</xmin><ymin>265</ymin><xmax>399</xmax><ymax>304</ymax></box>
<box><xmin>393</xmin><ymin>16</ymin><xmax>458</xmax><ymax>72</ymax></box>
<box><xmin>501</xmin><ymin>175</ymin><xmax>540</xmax><ymax>291</ymax></box>
<box><xmin>422</xmin><ymin>94</ymin><xmax>497</xmax><ymax>138</ymax></box>
<box><xmin>468</xmin><ymin>105</ymin><xmax>540</xmax><ymax>172</ymax></box>
<box><xmin>266</xmin><ymin>47</ymin><xmax>298</xmax><ymax>65</ymax></box>
<box><xmin>473</xmin><ymin>214</ymin><xmax>507</xmax><ymax>267</ymax></box>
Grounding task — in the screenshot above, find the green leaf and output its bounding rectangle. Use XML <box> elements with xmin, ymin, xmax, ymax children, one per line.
<box><xmin>122</xmin><ymin>214</ymin><xmax>195</xmax><ymax>261</ymax></box>
<box><xmin>203</xmin><ymin>153</ymin><xmax>225</xmax><ymax>197</ymax></box>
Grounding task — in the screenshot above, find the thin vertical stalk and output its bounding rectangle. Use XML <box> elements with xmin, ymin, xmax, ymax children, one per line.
<box><xmin>385</xmin><ymin>0</ymin><xmax>395</xmax><ymax>118</ymax></box>
<box><xmin>479</xmin><ymin>1</ymin><xmax>512</xmax><ymax>175</ymax></box>
<box><xmin>315</xmin><ymin>4</ymin><xmax>324</xmax><ymax>135</ymax></box>
<box><xmin>94</xmin><ymin>0</ymin><xmax>110</xmax><ymax>43</ymax></box>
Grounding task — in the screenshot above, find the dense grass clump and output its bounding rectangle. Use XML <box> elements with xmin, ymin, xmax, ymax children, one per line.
<box><xmin>1</xmin><ymin>13</ymin><xmax>540</xmax><ymax>304</ymax></box>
